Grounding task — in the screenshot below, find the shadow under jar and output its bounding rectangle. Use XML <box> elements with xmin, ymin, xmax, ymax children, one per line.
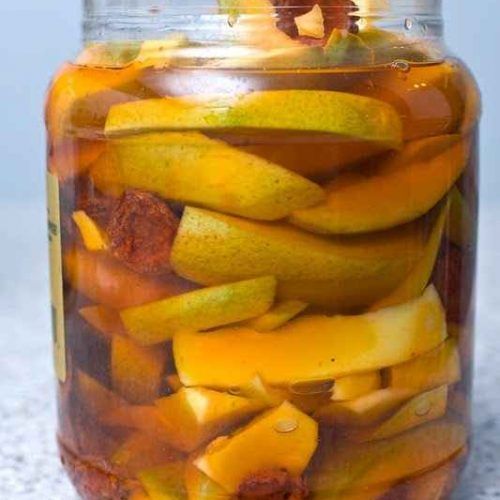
<box><xmin>45</xmin><ymin>0</ymin><xmax>481</xmax><ymax>498</ymax></box>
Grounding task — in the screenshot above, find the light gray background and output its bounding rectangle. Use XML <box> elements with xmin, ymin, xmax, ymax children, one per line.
<box><xmin>0</xmin><ymin>1</ymin><xmax>498</xmax><ymax>499</ymax></box>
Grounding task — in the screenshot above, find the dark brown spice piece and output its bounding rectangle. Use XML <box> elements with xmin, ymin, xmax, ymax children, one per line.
<box><xmin>239</xmin><ymin>469</ymin><xmax>309</xmax><ymax>499</ymax></box>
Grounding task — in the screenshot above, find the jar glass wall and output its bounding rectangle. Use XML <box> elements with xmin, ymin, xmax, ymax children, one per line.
<box><xmin>46</xmin><ymin>1</ymin><xmax>480</xmax><ymax>498</ymax></box>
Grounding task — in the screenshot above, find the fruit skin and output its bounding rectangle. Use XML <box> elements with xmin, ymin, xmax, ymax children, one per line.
<box><xmin>90</xmin><ymin>132</ymin><xmax>324</xmax><ymax>221</ymax></box>
<box><xmin>105</xmin><ymin>91</ymin><xmax>402</xmax><ymax>148</ymax></box>
<box><xmin>194</xmin><ymin>402</ymin><xmax>318</xmax><ymax>493</ymax></box>
<box><xmin>154</xmin><ymin>387</ymin><xmax>264</xmax><ymax>453</ymax></box>
<box><xmin>174</xmin><ymin>286</ymin><xmax>447</xmax><ymax>388</ymax></box>
<box><xmin>170</xmin><ymin>207</ymin><xmax>427</xmax><ymax>312</ymax></box>
<box><xmin>331</xmin><ymin>372</ymin><xmax>382</xmax><ymax>402</ymax></box>
<box><xmin>290</xmin><ymin>135</ymin><xmax>470</xmax><ymax>234</ymax></box>
<box><xmin>120</xmin><ymin>277</ymin><xmax>277</xmax><ymax>346</ymax></box>
<box><xmin>244</xmin><ymin>299</ymin><xmax>307</xmax><ymax>332</ymax></box>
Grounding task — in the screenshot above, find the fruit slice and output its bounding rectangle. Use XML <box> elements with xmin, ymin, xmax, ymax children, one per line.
<box><xmin>332</xmin><ymin>372</ymin><xmax>382</xmax><ymax>402</ymax></box>
<box><xmin>72</xmin><ymin>211</ymin><xmax>108</xmax><ymax>251</ymax></box>
<box><xmin>120</xmin><ymin>277</ymin><xmax>276</xmax><ymax>346</ymax></box>
<box><xmin>194</xmin><ymin>402</ymin><xmax>318</xmax><ymax>493</ymax></box>
<box><xmin>447</xmin><ymin>186</ymin><xmax>474</xmax><ymax>248</ymax></box>
<box><xmin>105</xmin><ymin>91</ymin><xmax>402</xmax><ymax>148</ymax></box>
<box><xmin>154</xmin><ymin>388</ymin><xmax>263</xmax><ymax>453</ymax></box>
<box><xmin>290</xmin><ymin>135</ymin><xmax>470</xmax><ymax>234</ymax></box>
<box><xmin>311</xmin><ymin>420</ymin><xmax>466</xmax><ymax>497</ymax></box>
<box><xmin>138</xmin><ymin>463</ymin><xmax>187</xmax><ymax>500</ymax></box>
<box><xmin>64</xmin><ymin>248</ymin><xmax>181</xmax><ymax>309</ymax></box>
<box><xmin>233</xmin><ymin>375</ymin><xmax>288</xmax><ymax>408</ymax></box>
<box><xmin>174</xmin><ymin>286</ymin><xmax>447</xmax><ymax>388</ymax></box>
<box><xmin>185</xmin><ymin>464</ymin><xmax>231</xmax><ymax>500</ymax></box>
<box><xmin>370</xmin><ymin>201</ymin><xmax>448</xmax><ymax>310</ymax></box>
<box><xmin>245</xmin><ymin>300</ymin><xmax>307</xmax><ymax>332</ymax></box>
<box><xmin>91</xmin><ymin>132</ymin><xmax>324</xmax><ymax>221</ymax></box>
<box><xmin>111</xmin><ymin>336</ymin><xmax>167</xmax><ymax>404</ymax></box>
<box><xmin>79</xmin><ymin>305</ymin><xmax>125</xmax><ymax>339</ymax></box>
<box><xmin>387</xmin><ymin>339</ymin><xmax>461</xmax><ymax>393</ymax></box>
<box><xmin>350</xmin><ymin>386</ymin><xmax>449</xmax><ymax>442</ymax></box>
<box><xmin>315</xmin><ymin>388</ymin><xmax>411</xmax><ymax>427</ymax></box>
<box><xmin>295</xmin><ymin>5</ymin><xmax>325</xmax><ymax>39</ymax></box>
<box><xmin>170</xmin><ymin>207</ymin><xmax>427</xmax><ymax>311</ymax></box>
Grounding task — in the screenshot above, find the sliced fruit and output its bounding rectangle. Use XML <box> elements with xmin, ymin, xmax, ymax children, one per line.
<box><xmin>295</xmin><ymin>5</ymin><xmax>325</xmax><ymax>39</ymax></box>
<box><xmin>311</xmin><ymin>420</ymin><xmax>466</xmax><ymax>497</ymax></box>
<box><xmin>91</xmin><ymin>132</ymin><xmax>324</xmax><ymax>221</ymax></box>
<box><xmin>75</xmin><ymin>41</ymin><xmax>141</xmax><ymax>68</ymax></box>
<box><xmin>135</xmin><ymin>36</ymin><xmax>188</xmax><ymax>68</ymax></box>
<box><xmin>64</xmin><ymin>248</ymin><xmax>180</xmax><ymax>309</ymax></box>
<box><xmin>350</xmin><ymin>386</ymin><xmax>448</xmax><ymax>442</ymax></box>
<box><xmin>138</xmin><ymin>462</ymin><xmax>187</xmax><ymax>500</ymax></box>
<box><xmin>332</xmin><ymin>372</ymin><xmax>382</xmax><ymax>402</ymax></box>
<box><xmin>290</xmin><ymin>135</ymin><xmax>470</xmax><ymax>234</ymax></box>
<box><xmin>72</xmin><ymin>210</ymin><xmax>108</xmax><ymax>251</ymax></box>
<box><xmin>170</xmin><ymin>207</ymin><xmax>427</xmax><ymax>311</ymax></box>
<box><xmin>387</xmin><ymin>339</ymin><xmax>461</xmax><ymax>393</ymax></box>
<box><xmin>315</xmin><ymin>388</ymin><xmax>411</xmax><ymax>427</ymax></box>
<box><xmin>194</xmin><ymin>402</ymin><xmax>318</xmax><ymax>493</ymax></box>
<box><xmin>121</xmin><ymin>277</ymin><xmax>276</xmax><ymax>346</ymax></box>
<box><xmin>105</xmin><ymin>91</ymin><xmax>402</xmax><ymax>148</ymax></box>
<box><xmin>155</xmin><ymin>388</ymin><xmax>262</xmax><ymax>453</ymax></box>
<box><xmin>370</xmin><ymin>201</ymin><xmax>448</xmax><ymax>310</ymax></box>
<box><xmin>79</xmin><ymin>305</ymin><xmax>125</xmax><ymax>339</ymax></box>
<box><xmin>245</xmin><ymin>300</ymin><xmax>307</xmax><ymax>332</ymax></box>
<box><xmin>404</xmin><ymin>460</ymin><xmax>457</xmax><ymax>500</ymax></box>
<box><xmin>174</xmin><ymin>286</ymin><xmax>447</xmax><ymax>388</ymax></box>
<box><xmin>185</xmin><ymin>464</ymin><xmax>231</xmax><ymax>500</ymax></box>
<box><xmin>111</xmin><ymin>336</ymin><xmax>167</xmax><ymax>404</ymax></box>
<box><xmin>233</xmin><ymin>375</ymin><xmax>288</xmax><ymax>408</ymax></box>
<box><xmin>447</xmin><ymin>186</ymin><xmax>473</xmax><ymax>248</ymax></box>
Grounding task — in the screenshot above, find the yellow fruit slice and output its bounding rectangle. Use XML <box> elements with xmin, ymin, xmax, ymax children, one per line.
<box><xmin>311</xmin><ymin>420</ymin><xmax>466</xmax><ymax>497</ymax></box>
<box><xmin>332</xmin><ymin>372</ymin><xmax>382</xmax><ymax>402</ymax></box>
<box><xmin>72</xmin><ymin>211</ymin><xmax>108</xmax><ymax>251</ymax></box>
<box><xmin>170</xmin><ymin>207</ymin><xmax>427</xmax><ymax>311</ymax></box>
<box><xmin>154</xmin><ymin>387</ymin><xmax>263</xmax><ymax>453</ymax></box>
<box><xmin>290</xmin><ymin>135</ymin><xmax>470</xmax><ymax>234</ymax></box>
<box><xmin>111</xmin><ymin>336</ymin><xmax>167</xmax><ymax>404</ymax></box>
<box><xmin>295</xmin><ymin>5</ymin><xmax>325</xmax><ymax>39</ymax></box>
<box><xmin>90</xmin><ymin>132</ymin><xmax>324</xmax><ymax>221</ymax></box>
<box><xmin>194</xmin><ymin>402</ymin><xmax>318</xmax><ymax>493</ymax></box>
<box><xmin>447</xmin><ymin>186</ymin><xmax>474</xmax><ymax>248</ymax></box>
<box><xmin>233</xmin><ymin>375</ymin><xmax>288</xmax><ymax>408</ymax></box>
<box><xmin>185</xmin><ymin>464</ymin><xmax>231</xmax><ymax>500</ymax></box>
<box><xmin>138</xmin><ymin>463</ymin><xmax>187</xmax><ymax>500</ymax></box>
<box><xmin>105</xmin><ymin>90</ymin><xmax>402</xmax><ymax>148</ymax></box>
<box><xmin>244</xmin><ymin>300</ymin><xmax>308</xmax><ymax>332</ymax></box>
<box><xmin>120</xmin><ymin>277</ymin><xmax>276</xmax><ymax>346</ymax></box>
<box><xmin>387</xmin><ymin>339</ymin><xmax>461</xmax><ymax>393</ymax></box>
<box><xmin>350</xmin><ymin>386</ymin><xmax>449</xmax><ymax>442</ymax></box>
<box><xmin>79</xmin><ymin>305</ymin><xmax>125</xmax><ymax>339</ymax></box>
<box><xmin>174</xmin><ymin>286</ymin><xmax>447</xmax><ymax>388</ymax></box>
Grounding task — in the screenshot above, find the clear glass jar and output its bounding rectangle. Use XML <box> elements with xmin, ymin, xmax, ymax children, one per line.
<box><xmin>45</xmin><ymin>1</ymin><xmax>480</xmax><ymax>498</ymax></box>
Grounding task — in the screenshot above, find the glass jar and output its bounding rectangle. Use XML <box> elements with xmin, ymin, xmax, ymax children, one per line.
<box><xmin>45</xmin><ymin>0</ymin><xmax>480</xmax><ymax>498</ymax></box>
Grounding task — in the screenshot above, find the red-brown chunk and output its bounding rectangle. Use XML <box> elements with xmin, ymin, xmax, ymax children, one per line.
<box><xmin>107</xmin><ymin>190</ymin><xmax>179</xmax><ymax>276</ymax></box>
<box><xmin>238</xmin><ymin>470</ymin><xmax>309</xmax><ymax>499</ymax></box>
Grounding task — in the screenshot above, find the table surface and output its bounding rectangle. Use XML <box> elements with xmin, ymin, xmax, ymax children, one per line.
<box><xmin>1</xmin><ymin>200</ymin><xmax>498</xmax><ymax>500</ymax></box>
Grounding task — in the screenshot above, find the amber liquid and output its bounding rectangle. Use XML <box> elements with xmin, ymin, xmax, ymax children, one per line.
<box><xmin>46</xmin><ymin>59</ymin><xmax>479</xmax><ymax>500</ymax></box>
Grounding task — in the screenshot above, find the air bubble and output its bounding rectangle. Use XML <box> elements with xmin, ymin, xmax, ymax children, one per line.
<box><xmin>415</xmin><ymin>401</ymin><xmax>432</xmax><ymax>417</ymax></box>
<box><xmin>391</xmin><ymin>60</ymin><xmax>411</xmax><ymax>73</ymax></box>
<box><xmin>404</xmin><ymin>18</ymin><xmax>413</xmax><ymax>31</ymax></box>
<box><xmin>274</xmin><ymin>419</ymin><xmax>298</xmax><ymax>433</ymax></box>
<box><xmin>228</xmin><ymin>386</ymin><xmax>242</xmax><ymax>395</ymax></box>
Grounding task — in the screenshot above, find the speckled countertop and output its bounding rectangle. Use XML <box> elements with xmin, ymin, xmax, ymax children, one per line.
<box><xmin>0</xmin><ymin>200</ymin><xmax>498</xmax><ymax>500</ymax></box>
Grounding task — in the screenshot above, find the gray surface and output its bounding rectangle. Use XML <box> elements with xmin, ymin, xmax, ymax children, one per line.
<box><xmin>0</xmin><ymin>199</ymin><xmax>498</xmax><ymax>499</ymax></box>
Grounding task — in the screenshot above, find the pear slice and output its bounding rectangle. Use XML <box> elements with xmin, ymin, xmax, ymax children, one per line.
<box><xmin>232</xmin><ymin>375</ymin><xmax>288</xmax><ymax>408</ymax></box>
<box><xmin>90</xmin><ymin>132</ymin><xmax>324</xmax><ymax>221</ymax></box>
<box><xmin>447</xmin><ymin>186</ymin><xmax>474</xmax><ymax>248</ymax></box>
<box><xmin>120</xmin><ymin>277</ymin><xmax>276</xmax><ymax>346</ymax></box>
<box><xmin>194</xmin><ymin>402</ymin><xmax>318</xmax><ymax>493</ymax></box>
<box><xmin>295</xmin><ymin>5</ymin><xmax>325</xmax><ymax>39</ymax></box>
<box><xmin>170</xmin><ymin>207</ymin><xmax>427</xmax><ymax>311</ymax></box>
<box><xmin>79</xmin><ymin>305</ymin><xmax>125</xmax><ymax>339</ymax></box>
<box><xmin>290</xmin><ymin>135</ymin><xmax>471</xmax><ymax>234</ymax></box>
<box><xmin>332</xmin><ymin>372</ymin><xmax>382</xmax><ymax>402</ymax></box>
<box><xmin>174</xmin><ymin>286</ymin><xmax>447</xmax><ymax>389</ymax></box>
<box><xmin>185</xmin><ymin>464</ymin><xmax>231</xmax><ymax>500</ymax></box>
<box><xmin>244</xmin><ymin>300</ymin><xmax>308</xmax><ymax>332</ymax></box>
<box><xmin>154</xmin><ymin>388</ymin><xmax>263</xmax><ymax>453</ymax></box>
<box><xmin>72</xmin><ymin>211</ymin><xmax>108</xmax><ymax>251</ymax></box>
<box><xmin>105</xmin><ymin>90</ymin><xmax>402</xmax><ymax>148</ymax></box>
<box><xmin>138</xmin><ymin>462</ymin><xmax>187</xmax><ymax>500</ymax></box>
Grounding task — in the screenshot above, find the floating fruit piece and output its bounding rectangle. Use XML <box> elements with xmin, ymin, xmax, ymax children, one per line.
<box><xmin>174</xmin><ymin>286</ymin><xmax>447</xmax><ymax>388</ymax></box>
<box><xmin>64</xmin><ymin>248</ymin><xmax>187</xmax><ymax>309</ymax></box>
<box><xmin>121</xmin><ymin>277</ymin><xmax>276</xmax><ymax>346</ymax></box>
<box><xmin>91</xmin><ymin>132</ymin><xmax>323</xmax><ymax>221</ymax></box>
<box><xmin>75</xmin><ymin>41</ymin><xmax>142</xmax><ymax>68</ymax></box>
<box><xmin>315</xmin><ymin>388</ymin><xmax>411</xmax><ymax>427</ymax></box>
<box><xmin>185</xmin><ymin>464</ymin><xmax>231</xmax><ymax>500</ymax></box>
<box><xmin>245</xmin><ymin>300</ymin><xmax>307</xmax><ymax>332</ymax></box>
<box><xmin>72</xmin><ymin>211</ymin><xmax>108</xmax><ymax>251</ymax></box>
<box><xmin>311</xmin><ymin>420</ymin><xmax>466</xmax><ymax>497</ymax></box>
<box><xmin>349</xmin><ymin>386</ymin><xmax>448</xmax><ymax>442</ymax></box>
<box><xmin>194</xmin><ymin>402</ymin><xmax>318</xmax><ymax>493</ymax></box>
<box><xmin>79</xmin><ymin>305</ymin><xmax>125</xmax><ymax>339</ymax></box>
<box><xmin>139</xmin><ymin>462</ymin><xmax>187</xmax><ymax>500</ymax></box>
<box><xmin>371</xmin><ymin>201</ymin><xmax>448</xmax><ymax>310</ymax></box>
<box><xmin>387</xmin><ymin>339</ymin><xmax>461</xmax><ymax>393</ymax></box>
<box><xmin>291</xmin><ymin>135</ymin><xmax>470</xmax><ymax>234</ymax></box>
<box><xmin>295</xmin><ymin>5</ymin><xmax>325</xmax><ymax>39</ymax></box>
<box><xmin>135</xmin><ymin>36</ymin><xmax>188</xmax><ymax>68</ymax></box>
<box><xmin>155</xmin><ymin>387</ymin><xmax>262</xmax><ymax>453</ymax></box>
<box><xmin>447</xmin><ymin>186</ymin><xmax>473</xmax><ymax>248</ymax></box>
<box><xmin>170</xmin><ymin>207</ymin><xmax>426</xmax><ymax>311</ymax></box>
<box><xmin>332</xmin><ymin>372</ymin><xmax>382</xmax><ymax>402</ymax></box>
<box><xmin>111</xmin><ymin>336</ymin><xmax>167</xmax><ymax>404</ymax></box>
<box><xmin>105</xmin><ymin>90</ymin><xmax>402</xmax><ymax>148</ymax></box>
